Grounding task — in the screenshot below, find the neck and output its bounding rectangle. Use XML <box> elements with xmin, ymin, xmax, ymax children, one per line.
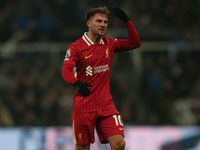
<box><xmin>87</xmin><ymin>32</ymin><xmax>101</xmax><ymax>44</ymax></box>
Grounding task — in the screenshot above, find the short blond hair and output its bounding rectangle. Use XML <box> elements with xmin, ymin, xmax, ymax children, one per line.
<box><xmin>85</xmin><ymin>6</ymin><xmax>110</xmax><ymax>21</ymax></box>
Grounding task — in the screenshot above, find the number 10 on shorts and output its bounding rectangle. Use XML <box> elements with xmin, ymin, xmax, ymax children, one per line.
<box><xmin>113</xmin><ymin>115</ymin><xmax>123</xmax><ymax>126</ymax></box>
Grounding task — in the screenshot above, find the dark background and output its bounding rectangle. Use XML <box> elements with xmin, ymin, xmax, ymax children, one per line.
<box><xmin>0</xmin><ymin>0</ymin><xmax>200</xmax><ymax>127</ymax></box>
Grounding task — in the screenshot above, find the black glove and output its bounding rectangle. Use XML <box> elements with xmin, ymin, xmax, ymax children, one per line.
<box><xmin>73</xmin><ymin>80</ymin><xmax>91</xmax><ymax>97</ymax></box>
<box><xmin>112</xmin><ymin>6</ymin><xmax>130</xmax><ymax>23</ymax></box>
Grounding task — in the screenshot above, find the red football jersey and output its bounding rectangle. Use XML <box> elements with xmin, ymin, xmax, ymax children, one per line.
<box><xmin>62</xmin><ymin>21</ymin><xmax>141</xmax><ymax>113</ymax></box>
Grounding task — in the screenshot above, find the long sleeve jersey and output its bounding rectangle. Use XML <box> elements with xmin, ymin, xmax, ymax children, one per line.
<box><xmin>62</xmin><ymin>21</ymin><xmax>141</xmax><ymax>113</ymax></box>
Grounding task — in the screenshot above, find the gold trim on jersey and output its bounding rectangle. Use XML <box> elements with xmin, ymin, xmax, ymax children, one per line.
<box><xmin>73</xmin><ymin>121</ymin><xmax>77</xmax><ymax>144</ymax></box>
<box><xmin>73</xmin><ymin>67</ymin><xmax>77</xmax><ymax>78</ymax></box>
<box><xmin>106</xmin><ymin>48</ymin><xmax>109</xmax><ymax>58</ymax></box>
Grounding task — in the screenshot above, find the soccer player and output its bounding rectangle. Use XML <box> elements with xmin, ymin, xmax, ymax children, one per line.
<box><xmin>62</xmin><ymin>6</ymin><xmax>141</xmax><ymax>150</ymax></box>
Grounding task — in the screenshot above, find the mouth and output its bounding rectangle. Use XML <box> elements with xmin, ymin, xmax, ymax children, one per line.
<box><xmin>99</xmin><ymin>29</ymin><xmax>105</xmax><ymax>32</ymax></box>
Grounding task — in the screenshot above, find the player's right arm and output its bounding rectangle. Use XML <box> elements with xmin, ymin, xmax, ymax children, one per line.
<box><xmin>62</xmin><ymin>45</ymin><xmax>91</xmax><ymax>97</ymax></box>
<box><xmin>62</xmin><ymin>45</ymin><xmax>78</xmax><ymax>85</ymax></box>
<box><xmin>62</xmin><ymin>63</ymin><xmax>78</xmax><ymax>85</ymax></box>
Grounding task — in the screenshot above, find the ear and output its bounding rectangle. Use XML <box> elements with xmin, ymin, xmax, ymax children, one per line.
<box><xmin>87</xmin><ymin>20</ymin><xmax>91</xmax><ymax>27</ymax></box>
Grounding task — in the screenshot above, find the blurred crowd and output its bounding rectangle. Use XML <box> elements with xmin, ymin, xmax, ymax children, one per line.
<box><xmin>0</xmin><ymin>0</ymin><xmax>200</xmax><ymax>127</ymax></box>
<box><xmin>0</xmin><ymin>0</ymin><xmax>199</xmax><ymax>42</ymax></box>
<box><xmin>0</xmin><ymin>49</ymin><xmax>200</xmax><ymax>127</ymax></box>
<box><xmin>0</xmin><ymin>52</ymin><xmax>74</xmax><ymax>126</ymax></box>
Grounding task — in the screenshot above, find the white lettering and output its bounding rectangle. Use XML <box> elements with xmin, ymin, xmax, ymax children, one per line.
<box><xmin>94</xmin><ymin>64</ymin><xmax>109</xmax><ymax>74</ymax></box>
<box><xmin>86</xmin><ymin>64</ymin><xmax>109</xmax><ymax>76</ymax></box>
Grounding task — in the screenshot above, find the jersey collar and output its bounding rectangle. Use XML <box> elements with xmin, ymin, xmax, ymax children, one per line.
<box><xmin>82</xmin><ymin>32</ymin><xmax>104</xmax><ymax>46</ymax></box>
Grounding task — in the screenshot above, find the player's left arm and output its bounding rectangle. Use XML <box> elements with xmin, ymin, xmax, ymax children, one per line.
<box><xmin>112</xmin><ymin>6</ymin><xmax>141</xmax><ymax>52</ymax></box>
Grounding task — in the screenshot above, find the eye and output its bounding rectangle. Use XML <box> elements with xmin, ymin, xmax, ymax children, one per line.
<box><xmin>96</xmin><ymin>20</ymin><xmax>101</xmax><ymax>23</ymax></box>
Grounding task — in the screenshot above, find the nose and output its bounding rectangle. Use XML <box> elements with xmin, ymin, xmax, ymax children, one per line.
<box><xmin>100</xmin><ymin>22</ymin><xmax>106</xmax><ymax>27</ymax></box>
